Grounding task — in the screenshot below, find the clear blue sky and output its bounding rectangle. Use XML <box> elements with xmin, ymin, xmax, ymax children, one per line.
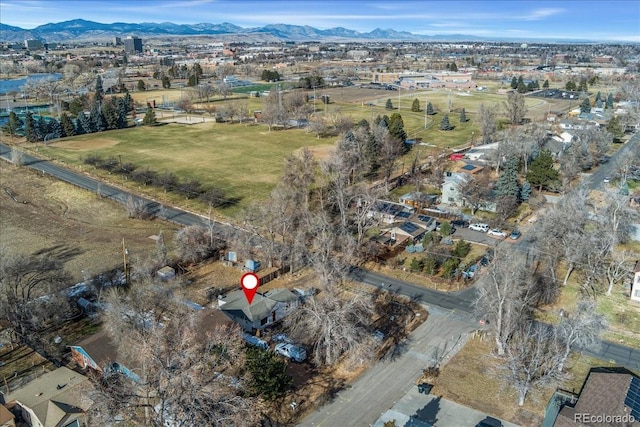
<box><xmin>1</xmin><ymin>0</ymin><xmax>639</xmax><ymax>41</ymax></box>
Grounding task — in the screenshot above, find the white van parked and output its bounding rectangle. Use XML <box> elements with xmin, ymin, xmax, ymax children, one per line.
<box><xmin>469</xmin><ymin>223</ymin><xmax>490</xmax><ymax>232</ymax></box>
<box><xmin>275</xmin><ymin>343</ymin><xmax>307</xmax><ymax>362</ymax></box>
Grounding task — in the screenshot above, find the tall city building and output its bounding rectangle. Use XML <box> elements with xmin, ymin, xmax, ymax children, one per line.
<box><xmin>123</xmin><ymin>36</ymin><xmax>143</xmax><ymax>54</ymax></box>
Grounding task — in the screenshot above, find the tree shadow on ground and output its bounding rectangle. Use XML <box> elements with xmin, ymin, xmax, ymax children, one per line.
<box><xmin>404</xmin><ymin>395</ymin><xmax>441</xmax><ymax>426</ymax></box>
<box><xmin>32</xmin><ymin>244</ymin><xmax>83</xmax><ymax>264</ymax></box>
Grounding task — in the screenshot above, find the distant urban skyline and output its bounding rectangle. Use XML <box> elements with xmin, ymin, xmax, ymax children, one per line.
<box><xmin>1</xmin><ymin>0</ymin><xmax>639</xmax><ymax>42</ymax></box>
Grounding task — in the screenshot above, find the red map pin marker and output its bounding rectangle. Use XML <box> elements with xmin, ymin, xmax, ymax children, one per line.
<box><xmin>240</xmin><ymin>272</ymin><xmax>260</xmax><ymax>305</ymax></box>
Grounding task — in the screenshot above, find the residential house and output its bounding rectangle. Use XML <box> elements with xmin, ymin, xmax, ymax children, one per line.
<box><xmin>441</xmin><ymin>172</ymin><xmax>470</xmax><ymax>206</ymax></box>
<box><xmin>1</xmin><ymin>367</ymin><xmax>93</xmax><ymax>427</ymax></box>
<box><xmin>399</xmin><ymin>192</ymin><xmax>436</xmax><ymax>209</ymax></box>
<box><xmin>70</xmin><ymin>330</ymin><xmax>139</xmax><ymax>381</ymax></box>
<box><xmin>552</xmin><ymin>367</ymin><xmax>640</xmax><ymax>426</ymax></box>
<box><xmin>367</xmin><ymin>200</ymin><xmax>413</xmax><ymax>224</ymax></box>
<box><xmin>441</xmin><ymin>172</ymin><xmax>497</xmax><ymax>213</ymax></box>
<box><xmin>631</xmin><ymin>261</ymin><xmax>640</xmax><ymax>303</ymax></box>
<box><xmin>218</xmin><ymin>288</ymin><xmax>300</xmax><ymax>333</ymax></box>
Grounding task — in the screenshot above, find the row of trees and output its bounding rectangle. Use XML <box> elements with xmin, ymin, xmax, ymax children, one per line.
<box><xmin>84</xmin><ymin>154</ymin><xmax>232</xmax><ymax>207</ymax></box>
<box><xmin>2</xmin><ymin>93</ymin><xmax>134</xmax><ymax>143</ymax></box>
<box><xmin>477</xmin><ymin>183</ymin><xmax>638</xmax><ymax>406</ymax></box>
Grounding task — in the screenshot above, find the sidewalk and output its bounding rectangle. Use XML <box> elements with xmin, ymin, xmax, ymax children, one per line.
<box><xmin>373</xmin><ymin>386</ymin><xmax>520</xmax><ymax>427</ymax></box>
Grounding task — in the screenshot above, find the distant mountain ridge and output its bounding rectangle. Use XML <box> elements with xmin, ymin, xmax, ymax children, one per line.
<box><xmin>0</xmin><ymin>19</ymin><xmax>484</xmax><ymax>42</ymax></box>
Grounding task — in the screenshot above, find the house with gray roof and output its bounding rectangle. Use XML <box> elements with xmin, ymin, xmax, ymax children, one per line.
<box><xmin>1</xmin><ymin>367</ymin><xmax>93</xmax><ymax>427</ymax></box>
<box><xmin>218</xmin><ymin>288</ymin><xmax>300</xmax><ymax>333</ymax></box>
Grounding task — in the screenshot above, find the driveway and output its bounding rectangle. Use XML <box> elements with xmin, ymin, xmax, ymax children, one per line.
<box><xmin>374</xmin><ymin>387</ymin><xmax>519</xmax><ymax>427</ymax></box>
<box><xmin>299</xmin><ymin>309</ymin><xmax>477</xmax><ymax>427</ymax></box>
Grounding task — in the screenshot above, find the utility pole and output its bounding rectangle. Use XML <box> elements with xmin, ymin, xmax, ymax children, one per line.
<box><xmin>424</xmin><ymin>93</ymin><xmax>428</xmax><ymax>128</ymax></box>
<box><xmin>122</xmin><ymin>238</ymin><xmax>129</xmax><ymax>286</ymax></box>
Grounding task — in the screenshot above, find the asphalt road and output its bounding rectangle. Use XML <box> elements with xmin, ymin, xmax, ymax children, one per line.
<box><xmin>586</xmin><ymin>131</ymin><xmax>640</xmax><ymax>190</ymax></box>
<box><xmin>3</xmin><ymin>140</ymin><xmax>640</xmax><ymax>372</ymax></box>
<box><xmin>300</xmin><ymin>311</ymin><xmax>476</xmax><ymax>427</ymax></box>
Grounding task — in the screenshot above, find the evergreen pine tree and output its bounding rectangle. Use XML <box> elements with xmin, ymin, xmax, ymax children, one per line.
<box><xmin>543</xmin><ymin>79</ymin><xmax>550</xmax><ymax>89</ymax></box>
<box><xmin>95</xmin><ymin>75</ymin><xmax>104</xmax><ymax>101</ymax></box>
<box><xmin>137</xmin><ymin>80</ymin><xmax>146</xmax><ymax>91</ymax></box>
<box><xmin>496</xmin><ymin>156</ymin><xmax>520</xmax><ymax>198</ymax></box>
<box><xmin>143</xmin><ymin>108</ymin><xmax>157</xmax><ymax>125</ymax></box>
<box><xmin>385</xmin><ymin>98</ymin><xmax>393</xmax><ymax>110</ymax></box>
<box><xmin>90</xmin><ymin>102</ymin><xmax>106</xmax><ymax>132</ymax></box>
<box><xmin>2</xmin><ymin>111</ymin><xmax>23</xmax><ymax>139</ymax></box>
<box><xmin>526</xmin><ymin>150</ymin><xmax>558</xmax><ymax>191</ymax></box>
<box><xmin>511</xmin><ymin>76</ymin><xmax>518</xmax><ymax>89</ymax></box>
<box><xmin>426</xmin><ymin>102</ymin><xmax>435</xmax><ymax>115</ymax></box>
<box><xmin>48</xmin><ymin>119</ymin><xmax>62</xmax><ymax>139</ymax></box>
<box><xmin>459</xmin><ymin>108</ymin><xmax>467</xmax><ymax>123</ymax></box>
<box><xmin>123</xmin><ymin>92</ymin><xmax>133</xmax><ymax>113</ymax></box>
<box><xmin>595</xmin><ymin>91</ymin><xmax>602</xmax><ymax>103</ymax></box>
<box><xmin>388</xmin><ymin>113</ymin><xmax>406</xmax><ymax>139</ymax></box>
<box><xmin>76</xmin><ymin>113</ymin><xmax>91</xmax><ymax>135</ymax></box>
<box><xmin>60</xmin><ymin>113</ymin><xmax>75</xmax><ymax>137</ymax></box>
<box><xmin>102</xmin><ymin>99</ymin><xmax>119</xmax><ymax>130</ymax></box>
<box><xmin>606</xmin><ymin>115</ymin><xmax>624</xmax><ymax>142</ymax></box>
<box><xmin>606</xmin><ymin>93</ymin><xmax>614</xmax><ymax>109</ymax></box>
<box><xmin>440</xmin><ymin>114</ymin><xmax>451</xmax><ymax>131</ymax></box>
<box><xmin>411</xmin><ymin>98</ymin><xmax>420</xmax><ymax>112</ymax></box>
<box><xmin>450</xmin><ymin>62</ymin><xmax>458</xmax><ymax>72</ymax></box>
<box><xmin>24</xmin><ymin>112</ymin><xmax>36</xmax><ymax>142</ymax></box>
<box><xmin>36</xmin><ymin>116</ymin><xmax>46</xmax><ymax>141</ymax></box>
<box><xmin>580</xmin><ymin>97</ymin><xmax>591</xmax><ymax>114</ymax></box>
<box><xmin>520</xmin><ymin>181</ymin><xmax>532</xmax><ymax>201</ymax></box>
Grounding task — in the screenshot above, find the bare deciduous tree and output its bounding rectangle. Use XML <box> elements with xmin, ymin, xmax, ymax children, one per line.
<box><xmin>501</xmin><ymin>322</ymin><xmax>565</xmax><ymax>406</ymax></box>
<box><xmin>556</xmin><ymin>299</ymin><xmax>607</xmax><ymax>372</ymax></box>
<box><xmin>95</xmin><ymin>285</ymin><xmax>258</xmax><ymax>426</ymax></box>
<box><xmin>458</xmin><ymin>170</ymin><xmax>492</xmax><ymax>215</ymax></box>
<box><xmin>475</xmin><ymin>249</ymin><xmax>537</xmax><ymax>356</ymax></box>
<box><xmin>504</xmin><ymin>91</ymin><xmax>527</xmax><ymax>125</ymax></box>
<box><xmin>0</xmin><ymin>252</ymin><xmax>72</xmax><ymax>350</ymax></box>
<box><xmin>285</xmin><ymin>290</ymin><xmax>374</xmax><ymax>366</ymax></box>
<box><xmin>11</xmin><ymin>146</ymin><xmax>25</xmax><ymax>166</ymax></box>
<box><xmin>478</xmin><ymin>103</ymin><xmax>497</xmax><ymax>145</ymax></box>
<box><xmin>175</xmin><ymin>225</ymin><xmax>225</xmax><ymax>264</ymax></box>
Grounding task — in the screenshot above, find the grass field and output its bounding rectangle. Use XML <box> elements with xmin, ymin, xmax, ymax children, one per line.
<box><xmin>33</xmin><ymin>84</ymin><xmax>573</xmax><ymax>219</ymax></box>
<box><xmin>1</xmin><ymin>165</ymin><xmax>179</xmax><ymax>282</ymax></box>
<box><xmin>40</xmin><ymin>121</ymin><xmax>335</xmax><ymax>216</ymax></box>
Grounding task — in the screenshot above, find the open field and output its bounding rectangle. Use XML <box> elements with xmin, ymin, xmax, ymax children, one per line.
<box><xmin>0</xmin><ymin>164</ymin><xmax>179</xmax><ymax>282</ymax></box>
<box><xmin>38</xmin><ymin>121</ymin><xmax>336</xmax><ymax>217</ymax></box>
<box><xmin>433</xmin><ymin>336</ymin><xmax>618</xmax><ymax>427</ymax></box>
<box><xmin>30</xmin><ymin>83</ymin><xmax>574</xmax><ymax>220</ymax></box>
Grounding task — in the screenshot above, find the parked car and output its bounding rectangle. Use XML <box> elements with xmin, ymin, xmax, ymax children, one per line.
<box><xmin>487</xmin><ymin>229</ymin><xmax>507</xmax><ymax>238</ymax></box>
<box><xmin>509</xmin><ymin>230</ymin><xmax>521</xmax><ymax>240</ymax></box>
<box><xmin>274</xmin><ymin>343</ymin><xmax>307</xmax><ymax>362</ymax></box>
<box><xmin>242</xmin><ymin>333</ymin><xmax>268</xmax><ymax>350</ymax></box>
<box><xmin>469</xmin><ymin>223</ymin><xmax>489</xmax><ymax>232</ymax></box>
<box><xmin>451</xmin><ymin>220</ymin><xmax>469</xmax><ymax>228</ymax></box>
<box><xmin>462</xmin><ymin>264</ymin><xmax>479</xmax><ymax>279</ymax></box>
<box><xmin>603</xmin><ymin>176</ymin><xmax>611</xmax><ymax>183</ymax></box>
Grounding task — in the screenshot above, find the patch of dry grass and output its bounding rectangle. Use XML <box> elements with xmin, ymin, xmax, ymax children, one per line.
<box><xmin>433</xmin><ymin>336</ymin><xmax>619</xmax><ymax>427</ymax></box>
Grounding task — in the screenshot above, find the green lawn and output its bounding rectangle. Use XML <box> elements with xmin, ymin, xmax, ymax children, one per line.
<box><xmin>40</xmin><ymin>122</ymin><xmax>335</xmax><ymax>217</ymax></box>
